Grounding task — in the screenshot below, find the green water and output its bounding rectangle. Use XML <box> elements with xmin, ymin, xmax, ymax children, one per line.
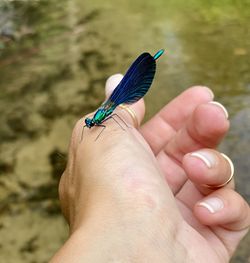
<box><xmin>0</xmin><ymin>0</ymin><xmax>249</xmax><ymax>262</ymax></box>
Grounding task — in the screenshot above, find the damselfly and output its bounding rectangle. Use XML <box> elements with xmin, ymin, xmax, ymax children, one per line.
<box><xmin>83</xmin><ymin>49</ymin><xmax>164</xmax><ymax>140</ymax></box>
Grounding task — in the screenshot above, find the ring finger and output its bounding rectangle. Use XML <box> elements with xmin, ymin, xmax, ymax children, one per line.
<box><xmin>182</xmin><ymin>149</ymin><xmax>235</xmax><ymax>195</ymax></box>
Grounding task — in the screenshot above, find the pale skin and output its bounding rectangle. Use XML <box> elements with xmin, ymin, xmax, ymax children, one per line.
<box><xmin>51</xmin><ymin>74</ymin><xmax>250</xmax><ymax>263</ymax></box>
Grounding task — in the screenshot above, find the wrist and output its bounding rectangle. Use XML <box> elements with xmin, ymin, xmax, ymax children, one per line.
<box><xmin>52</xmin><ymin>215</ymin><xmax>188</xmax><ymax>263</ymax></box>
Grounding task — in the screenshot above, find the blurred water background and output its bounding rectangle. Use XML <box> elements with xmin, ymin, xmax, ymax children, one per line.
<box><xmin>0</xmin><ymin>0</ymin><xmax>249</xmax><ymax>262</ymax></box>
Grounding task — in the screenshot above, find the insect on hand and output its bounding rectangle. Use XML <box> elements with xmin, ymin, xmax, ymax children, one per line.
<box><xmin>82</xmin><ymin>49</ymin><xmax>164</xmax><ymax>141</ymax></box>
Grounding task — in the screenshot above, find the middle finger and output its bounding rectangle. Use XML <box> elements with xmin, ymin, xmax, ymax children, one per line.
<box><xmin>140</xmin><ymin>86</ymin><xmax>214</xmax><ymax>154</ymax></box>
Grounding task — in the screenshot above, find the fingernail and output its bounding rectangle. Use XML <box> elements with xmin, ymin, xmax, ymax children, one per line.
<box><xmin>209</xmin><ymin>101</ymin><xmax>229</xmax><ymax>119</ymax></box>
<box><xmin>198</xmin><ymin>197</ymin><xmax>224</xmax><ymax>213</ymax></box>
<box><xmin>203</xmin><ymin>86</ymin><xmax>214</xmax><ymax>99</ymax></box>
<box><xmin>190</xmin><ymin>151</ymin><xmax>217</xmax><ymax>168</ymax></box>
<box><xmin>221</xmin><ymin>153</ymin><xmax>234</xmax><ymax>178</ymax></box>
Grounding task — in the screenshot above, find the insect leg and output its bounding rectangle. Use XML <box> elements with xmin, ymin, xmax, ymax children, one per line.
<box><xmin>80</xmin><ymin>125</ymin><xmax>87</xmax><ymax>142</ymax></box>
<box><xmin>102</xmin><ymin>115</ymin><xmax>126</xmax><ymax>130</ymax></box>
<box><xmin>95</xmin><ymin>124</ymin><xmax>106</xmax><ymax>141</ymax></box>
<box><xmin>94</xmin><ymin>113</ymin><xmax>129</xmax><ymax>141</ymax></box>
<box><xmin>111</xmin><ymin>113</ymin><xmax>130</xmax><ymax>129</ymax></box>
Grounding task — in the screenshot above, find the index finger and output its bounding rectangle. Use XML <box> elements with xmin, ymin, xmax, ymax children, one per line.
<box><xmin>105</xmin><ymin>74</ymin><xmax>146</xmax><ymax>128</ymax></box>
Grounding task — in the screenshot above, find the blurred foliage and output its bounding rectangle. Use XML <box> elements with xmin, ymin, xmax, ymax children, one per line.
<box><xmin>0</xmin><ymin>0</ymin><xmax>68</xmax><ymax>58</ymax></box>
<box><xmin>165</xmin><ymin>0</ymin><xmax>250</xmax><ymax>22</ymax></box>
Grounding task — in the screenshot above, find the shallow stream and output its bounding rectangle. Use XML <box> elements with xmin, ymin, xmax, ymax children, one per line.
<box><xmin>0</xmin><ymin>0</ymin><xmax>249</xmax><ymax>262</ymax></box>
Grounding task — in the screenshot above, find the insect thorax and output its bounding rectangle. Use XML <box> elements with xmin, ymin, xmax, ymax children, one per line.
<box><xmin>93</xmin><ymin>108</ymin><xmax>108</xmax><ymax>124</ymax></box>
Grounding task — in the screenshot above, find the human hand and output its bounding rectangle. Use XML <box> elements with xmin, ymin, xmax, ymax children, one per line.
<box><xmin>52</xmin><ymin>74</ymin><xmax>250</xmax><ymax>263</ymax></box>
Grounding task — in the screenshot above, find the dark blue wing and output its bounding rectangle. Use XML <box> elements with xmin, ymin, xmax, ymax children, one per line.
<box><xmin>106</xmin><ymin>52</ymin><xmax>156</xmax><ymax>107</ymax></box>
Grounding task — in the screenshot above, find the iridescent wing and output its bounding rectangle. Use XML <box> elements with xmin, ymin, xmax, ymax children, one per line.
<box><xmin>104</xmin><ymin>50</ymin><xmax>163</xmax><ymax>109</ymax></box>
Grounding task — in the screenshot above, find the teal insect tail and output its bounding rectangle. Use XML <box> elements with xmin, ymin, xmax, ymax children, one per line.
<box><xmin>153</xmin><ymin>49</ymin><xmax>164</xmax><ymax>60</ymax></box>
